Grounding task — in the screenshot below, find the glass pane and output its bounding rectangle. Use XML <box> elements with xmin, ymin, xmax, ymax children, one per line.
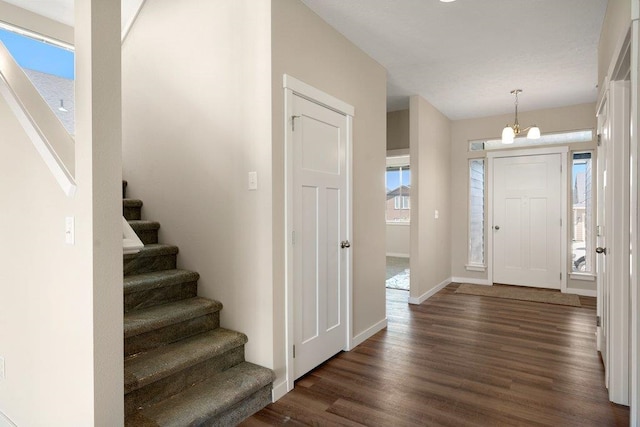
<box><xmin>468</xmin><ymin>159</ymin><xmax>485</xmax><ymax>265</ymax></box>
<box><xmin>386</xmin><ymin>166</ymin><xmax>410</xmax><ymax>222</ymax></box>
<box><xmin>0</xmin><ymin>27</ymin><xmax>75</xmax><ymax>134</ymax></box>
<box><xmin>572</xmin><ymin>152</ymin><xmax>592</xmax><ymax>273</ymax></box>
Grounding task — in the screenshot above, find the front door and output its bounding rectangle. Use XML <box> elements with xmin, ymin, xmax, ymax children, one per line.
<box><xmin>493</xmin><ymin>154</ymin><xmax>562</xmax><ymax>289</ymax></box>
<box><xmin>292</xmin><ymin>94</ymin><xmax>349</xmax><ymax>379</ymax></box>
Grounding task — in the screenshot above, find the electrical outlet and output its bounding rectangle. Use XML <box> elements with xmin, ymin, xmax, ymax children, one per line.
<box><xmin>434</xmin><ymin>210</ymin><xmax>439</xmax><ymax>219</ymax></box>
<box><xmin>0</xmin><ymin>356</ymin><xmax>5</xmax><ymax>380</ymax></box>
<box><xmin>248</xmin><ymin>171</ymin><xmax>258</xmax><ymax>190</ymax></box>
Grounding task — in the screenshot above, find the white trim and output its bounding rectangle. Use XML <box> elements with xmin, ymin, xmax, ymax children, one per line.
<box><xmin>283</xmin><ymin>74</ymin><xmax>354</xmax><ymax>116</ymax></box>
<box><xmin>121</xmin><ymin>0</ymin><xmax>147</xmax><ymax>43</ymax></box>
<box><xmin>487</xmin><ymin>146</ymin><xmax>568</xmax><ymax>293</ymax></box>
<box><xmin>465</xmin><ymin>264</ymin><xmax>486</xmax><ymax>272</ymax></box>
<box><xmin>569</xmin><ymin>273</ymin><xmax>596</xmax><ymax>282</ymax></box>
<box><xmin>387</xmin><ymin>148</ymin><xmax>409</xmax><ymax>157</ymax></box>
<box><xmin>408</xmin><ymin>277</ymin><xmax>451</xmax><ymax>305</ymax></box>
<box><xmin>0</xmin><ymin>411</ymin><xmax>17</xmax><ymax>427</ymax></box>
<box><xmin>271</xmin><ymin>379</ymin><xmax>288</xmax><ymax>402</ymax></box>
<box><xmin>349</xmin><ymin>318</ymin><xmax>387</xmax><ymax>350</ymax></box>
<box><xmin>122</xmin><ymin>217</ymin><xmax>143</xmax><ymax>255</ymax></box>
<box><xmin>386</xmin><ymin>252</ymin><xmax>409</xmax><ymax>258</ymax></box>
<box><xmin>452</xmin><ymin>277</ymin><xmax>492</xmax><ymax>286</ymax></box>
<box><xmin>566</xmin><ymin>287</ymin><xmax>597</xmax><ymax>297</ymax></box>
<box><xmin>386</xmin><ymin>222</ymin><xmax>410</xmax><ymax>227</ymax></box>
<box><xmin>386</xmin><ymin>154</ymin><xmax>410</xmax><ymax>168</ymax></box>
<box><xmin>283</xmin><ymin>76</ymin><xmax>354</xmax><ymax>394</ymax></box>
<box><xmin>629</xmin><ymin>11</ymin><xmax>639</xmax><ymax>426</ymax></box>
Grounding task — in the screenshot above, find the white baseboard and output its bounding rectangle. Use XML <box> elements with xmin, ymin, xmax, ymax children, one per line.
<box><xmin>0</xmin><ymin>411</ymin><xmax>17</xmax><ymax>427</ymax></box>
<box><xmin>349</xmin><ymin>317</ymin><xmax>387</xmax><ymax>349</ymax></box>
<box><xmin>271</xmin><ymin>378</ymin><xmax>289</xmax><ymax>402</ymax></box>
<box><xmin>566</xmin><ymin>287</ymin><xmax>597</xmax><ymax>297</ymax></box>
<box><xmin>386</xmin><ymin>252</ymin><xmax>409</xmax><ymax>258</ymax></box>
<box><xmin>451</xmin><ymin>277</ymin><xmax>492</xmax><ymax>286</ymax></box>
<box><xmin>408</xmin><ymin>277</ymin><xmax>452</xmax><ymax>305</ymax></box>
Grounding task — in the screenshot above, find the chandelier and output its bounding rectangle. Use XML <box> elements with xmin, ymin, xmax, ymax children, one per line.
<box><xmin>501</xmin><ymin>89</ymin><xmax>540</xmax><ymax>144</ymax></box>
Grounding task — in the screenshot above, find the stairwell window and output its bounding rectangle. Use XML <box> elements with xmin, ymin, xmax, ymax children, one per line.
<box><xmin>0</xmin><ymin>24</ymin><xmax>75</xmax><ymax>134</ymax></box>
<box><xmin>571</xmin><ymin>152</ymin><xmax>593</xmax><ymax>275</ymax></box>
<box><xmin>386</xmin><ymin>157</ymin><xmax>411</xmax><ymax>223</ymax></box>
<box><xmin>467</xmin><ymin>159</ymin><xmax>485</xmax><ymax>271</ymax></box>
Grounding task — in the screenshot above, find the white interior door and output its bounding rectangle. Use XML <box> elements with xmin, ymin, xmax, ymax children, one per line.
<box><xmin>596</xmin><ymin>100</ymin><xmax>609</xmax><ymax>375</ymax></box>
<box><xmin>493</xmin><ymin>154</ymin><xmax>562</xmax><ymax>289</ymax></box>
<box><xmin>292</xmin><ymin>94</ymin><xmax>348</xmax><ymax>380</ymax></box>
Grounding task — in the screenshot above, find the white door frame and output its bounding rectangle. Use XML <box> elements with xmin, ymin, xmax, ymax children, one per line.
<box><xmin>283</xmin><ymin>74</ymin><xmax>354</xmax><ymax>394</ymax></box>
<box><xmin>630</xmin><ymin>2</ymin><xmax>640</xmax><ymax>422</ymax></box>
<box><xmin>487</xmin><ymin>147</ymin><xmax>568</xmax><ymax>292</ymax></box>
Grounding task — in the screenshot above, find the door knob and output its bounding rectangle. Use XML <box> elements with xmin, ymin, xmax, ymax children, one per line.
<box><xmin>596</xmin><ymin>247</ymin><xmax>607</xmax><ymax>255</ymax></box>
<box><xmin>341</xmin><ymin>240</ymin><xmax>351</xmax><ymax>249</ymax></box>
<box><xmin>494</xmin><ymin>225</ymin><xmax>500</xmax><ymax>230</ymax></box>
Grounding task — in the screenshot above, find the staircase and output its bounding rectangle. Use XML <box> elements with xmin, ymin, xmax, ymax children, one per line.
<box><xmin>122</xmin><ymin>181</ymin><xmax>274</xmax><ymax>426</ymax></box>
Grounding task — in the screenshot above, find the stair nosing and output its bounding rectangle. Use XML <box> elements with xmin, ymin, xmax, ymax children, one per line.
<box><xmin>124</xmin><ymin>297</ymin><xmax>222</xmax><ymax>338</ymax></box>
<box><xmin>124</xmin><ymin>328</ymin><xmax>248</xmax><ymax>393</ymax></box>
<box><xmin>124</xmin><ymin>244</ymin><xmax>178</xmax><ymax>260</ymax></box>
<box><xmin>132</xmin><ymin>362</ymin><xmax>275</xmax><ymax>424</ymax></box>
<box><xmin>124</xmin><ymin>269</ymin><xmax>200</xmax><ymax>295</ymax></box>
<box><xmin>127</xmin><ymin>220</ymin><xmax>160</xmax><ymax>229</ymax></box>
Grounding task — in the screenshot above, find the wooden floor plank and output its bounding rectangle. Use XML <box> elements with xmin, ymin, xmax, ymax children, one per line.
<box><xmin>242</xmin><ymin>284</ymin><xmax>629</xmax><ymax>426</ymax></box>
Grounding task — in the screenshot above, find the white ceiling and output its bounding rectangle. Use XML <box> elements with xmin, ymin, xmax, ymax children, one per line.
<box><xmin>301</xmin><ymin>0</ymin><xmax>608</xmax><ymax>119</ymax></box>
<box><xmin>5</xmin><ymin>0</ymin><xmax>608</xmax><ymax>120</ymax></box>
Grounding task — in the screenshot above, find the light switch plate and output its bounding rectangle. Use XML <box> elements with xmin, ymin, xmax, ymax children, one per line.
<box><xmin>248</xmin><ymin>171</ymin><xmax>258</xmax><ymax>190</ymax></box>
<box><xmin>0</xmin><ymin>356</ymin><xmax>5</xmax><ymax>380</ymax></box>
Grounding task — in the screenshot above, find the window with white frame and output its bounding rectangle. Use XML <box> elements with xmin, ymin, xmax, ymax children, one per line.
<box><xmin>571</xmin><ymin>152</ymin><xmax>593</xmax><ymax>273</ymax></box>
<box><xmin>468</xmin><ymin>159</ymin><xmax>485</xmax><ymax>268</ymax></box>
<box><xmin>386</xmin><ymin>157</ymin><xmax>411</xmax><ymax>223</ymax></box>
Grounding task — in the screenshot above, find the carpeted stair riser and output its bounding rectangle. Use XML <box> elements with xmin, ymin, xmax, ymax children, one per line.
<box><xmin>124</xmin><ymin>270</ymin><xmax>200</xmax><ymax>313</ymax></box>
<box><xmin>125</xmin><ymin>313</ymin><xmax>219</xmax><ymax>357</ymax></box>
<box><xmin>128</xmin><ymin>220</ymin><xmax>160</xmax><ymax>245</ymax></box>
<box><xmin>123</xmin><ymin>199</ymin><xmax>143</xmax><ymax>221</ymax></box>
<box><xmin>125</xmin><ymin>346</ymin><xmax>245</xmax><ymax>415</ymax></box>
<box><xmin>124</xmin><ymin>245</ymin><xmax>178</xmax><ymax>276</ymax></box>
<box><xmin>124</xmin><ymin>362</ymin><xmax>276</xmax><ymax>427</ymax></box>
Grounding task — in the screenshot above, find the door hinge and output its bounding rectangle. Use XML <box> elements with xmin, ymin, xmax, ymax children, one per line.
<box><xmin>291</xmin><ymin>115</ymin><xmax>301</xmax><ymax>131</ymax></box>
<box><xmin>596</xmin><ymin>316</ymin><xmax>601</xmax><ymax>327</ymax></box>
<box><xmin>560</xmin><ymin>272</ymin><xmax>562</xmax><ymax>280</ymax></box>
<box><xmin>597</xmin><ymin>133</ymin><xmax>602</xmax><ymax>146</ymax></box>
<box><xmin>560</xmin><ymin>218</ymin><xmax>562</xmax><ymax>227</ymax></box>
<box><xmin>293</xmin><ymin>345</ymin><xmax>296</xmax><ymax>358</ymax></box>
<box><xmin>292</xmin><ymin>231</ymin><xmax>296</xmax><ymax>245</ymax></box>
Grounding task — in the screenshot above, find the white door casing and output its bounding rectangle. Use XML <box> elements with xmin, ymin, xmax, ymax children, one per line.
<box><xmin>491</xmin><ymin>153</ymin><xmax>564</xmax><ymax>289</ymax></box>
<box><xmin>596</xmin><ymin>95</ymin><xmax>609</xmax><ymax>372</ymax></box>
<box><xmin>284</xmin><ymin>75</ymin><xmax>353</xmax><ymax>394</ymax></box>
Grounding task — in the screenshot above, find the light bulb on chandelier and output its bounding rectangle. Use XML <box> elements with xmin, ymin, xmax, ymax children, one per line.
<box><xmin>501</xmin><ymin>89</ymin><xmax>540</xmax><ymax>144</ymax></box>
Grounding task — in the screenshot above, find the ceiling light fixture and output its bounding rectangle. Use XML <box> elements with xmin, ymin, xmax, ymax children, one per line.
<box><xmin>501</xmin><ymin>89</ymin><xmax>540</xmax><ymax>144</ymax></box>
<box><xmin>440</xmin><ymin>0</ymin><xmax>457</xmax><ymax>2</ymax></box>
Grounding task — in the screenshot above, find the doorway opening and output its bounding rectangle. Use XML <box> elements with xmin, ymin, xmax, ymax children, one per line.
<box><xmin>385</xmin><ymin>155</ymin><xmax>410</xmax><ymax>291</ymax></box>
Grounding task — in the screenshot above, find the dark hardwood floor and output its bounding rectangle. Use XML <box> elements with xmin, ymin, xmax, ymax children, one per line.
<box><xmin>242</xmin><ymin>284</ymin><xmax>629</xmax><ymax>426</ymax></box>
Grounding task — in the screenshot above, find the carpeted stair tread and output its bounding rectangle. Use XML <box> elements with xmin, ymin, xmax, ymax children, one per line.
<box><xmin>124</xmin><ymin>297</ymin><xmax>222</xmax><ymax>338</ymax></box>
<box><xmin>123</xmin><ymin>198</ymin><xmax>143</xmax><ymax>208</ymax></box>
<box><xmin>126</xmin><ymin>362</ymin><xmax>275</xmax><ymax>427</ymax></box>
<box><xmin>124</xmin><ymin>244</ymin><xmax>178</xmax><ymax>260</ymax></box>
<box><xmin>124</xmin><ymin>269</ymin><xmax>200</xmax><ymax>295</ymax></box>
<box><xmin>128</xmin><ymin>220</ymin><xmax>161</xmax><ymax>230</ymax></box>
<box><xmin>124</xmin><ymin>328</ymin><xmax>248</xmax><ymax>394</ymax></box>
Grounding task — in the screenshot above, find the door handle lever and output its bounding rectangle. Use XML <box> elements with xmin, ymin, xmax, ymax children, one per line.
<box><xmin>596</xmin><ymin>247</ymin><xmax>607</xmax><ymax>255</ymax></box>
<box><xmin>341</xmin><ymin>240</ymin><xmax>351</xmax><ymax>249</ymax></box>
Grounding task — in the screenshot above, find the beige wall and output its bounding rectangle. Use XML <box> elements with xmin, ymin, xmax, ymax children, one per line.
<box><xmin>387</xmin><ymin>109</ymin><xmax>410</xmax><ymax>151</ymax></box>
<box><xmin>409</xmin><ymin>95</ymin><xmax>452</xmax><ymax>301</ymax></box>
<box><xmin>272</xmin><ymin>0</ymin><xmax>387</xmax><ymax>380</ymax></box>
<box><xmin>0</xmin><ymin>3</ymin><xmax>122</xmax><ymax>425</ymax></box>
<box><xmin>450</xmin><ymin>103</ymin><xmax>597</xmax><ymax>292</ymax></box>
<box><xmin>122</xmin><ymin>0</ymin><xmax>274</xmax><ymax>376</ymax></box>
<box><xmin>386</xmin><ymin>224</ymin><xmax>410</xmax><ymax>257</ymax></box>
<box><xmin>598</xmin><ymin>0</ymin><xmax>632</xmax><ymax>86</ymax></box>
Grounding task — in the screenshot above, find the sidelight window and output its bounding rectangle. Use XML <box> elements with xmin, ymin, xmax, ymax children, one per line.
<box><xmin>467</xmin><ymin>159</ymin><xmax>485</xmax><ymax>269</ymax></box>
<box><xmin>571</xmin><ymin>152</ymin><xmax>593</xmax><ymax>274</ymax></box>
